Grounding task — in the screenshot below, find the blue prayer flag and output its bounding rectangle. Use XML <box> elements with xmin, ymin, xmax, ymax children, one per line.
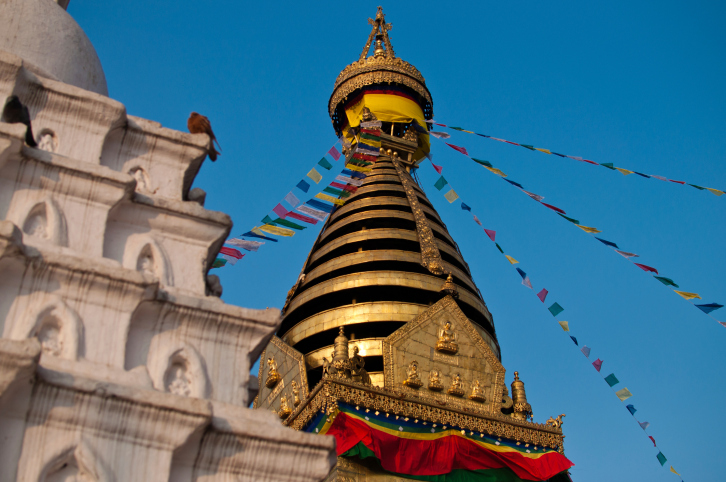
<box><xmin>695</xmin><ymin>303</ymin><xmax>723</xmax><ymax>314</ymax></box>
<box><xmin>460</xmin><ymin>202</ymin><xmax>471</xmax><ymax>211</ymax></box>
<box><xmin>595</xmin><ymin>237</ymin><xmax>619</xmax><ymax>248</ymax></box>
<box><xmin>296</xmin><ymin>180</ymin><xmax>310</xmax><ymax>193</ymax></box>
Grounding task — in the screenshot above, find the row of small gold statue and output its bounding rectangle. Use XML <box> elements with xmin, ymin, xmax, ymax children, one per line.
<box><xmin>403</xmin><ymin>360</ymin><xmax>487</xmax><ymax>402</ymax></box>
<box><xmin>276</xmin><ymin>380</ymin><xmax>301</xmax><ymax>419</ymax></box>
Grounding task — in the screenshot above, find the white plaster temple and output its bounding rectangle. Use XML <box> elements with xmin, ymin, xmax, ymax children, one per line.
<box><xmin>0</xmin><ymin>4</ymin><xmax>336</xmax><ymax>480</ymax></box>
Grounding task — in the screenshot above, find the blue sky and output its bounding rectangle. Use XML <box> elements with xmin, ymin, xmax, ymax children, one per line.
<box><xmin>71</xmin><ymin>1</ymin><xmax>725</xmax><ymax>480</ymax></box>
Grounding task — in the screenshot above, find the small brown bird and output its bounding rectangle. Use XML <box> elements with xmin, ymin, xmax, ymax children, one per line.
<box><xmin>2</xmin><ymin>95</ymin><xmax>37</xmax><ymax>147</ymax></box>
<box><xmin>187</xmin><ymin>112</ymin><xmax>221</xmax><ymax>161</ymax></box>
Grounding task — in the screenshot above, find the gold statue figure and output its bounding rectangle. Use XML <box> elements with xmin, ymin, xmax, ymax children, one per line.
<box><xmin>291</xmin><ymin>380</ymin><xmax>301</xmax><ymax>407</ymax></box>
<box><xmin>349</xmin><ymin>345</ymin><xmax>371</xmax><ymax>385</ymax></box>
<box><xmin>468</xmin><ymin>379</ymin><xmax>486</xmax><ymax>402</ymax></box>
<box><xmin>402</xmin><ymin>360</ymin><xmax>423</xmax><ymax>388</ymax></box>
<box><xmin>546</xmin><ymin>414</ymin><xmax>566</xmax><ymax>429</ymax></box>
<box><xmin>278</xmin><ymin>395</ymin><xmax>292</xmax><ymax>418</ymax></box>
<box><xmin>435</xmin><ymin>320</ymin><xmax>459</xmax><ymax>354</ymax></box>
<box><xmin>428</xmin><ymin>369</ymin><xmax>443</xmax><ymax>391</ymax></box>
<box><xmin>447</xmin><ymin>372</ymin><xmax>465</xmax><ymax>397</ymax></box>
<box><xmin>265</xmin><ymin>356</ymin><xmax>281</xmax><ymax>388</ymax></box>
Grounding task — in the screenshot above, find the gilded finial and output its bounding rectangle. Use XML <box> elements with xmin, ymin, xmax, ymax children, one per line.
<box><xmin>439</xmin><ymin>273</ymin><xmax>459</xmax><ymax>299</ymax></box>
<box><xmin>360</xmin><ymin>6</ymin><xmax>395</xmax><ymax>60</ymax></box>
<box><xmin>514</xmin><ymin>371</ymin><xmax>520</xmax><ymax>381</ymax></box>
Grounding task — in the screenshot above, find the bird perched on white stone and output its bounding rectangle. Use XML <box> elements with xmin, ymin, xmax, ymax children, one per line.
<box><xmin>1</xmin><ymin>95</ymin><xmax>36</xmax><ymax>147</ymax></box>
<box><xmin>187</xmin><ymin>112</ymin><xmax>221</xmax><ymax>161</ymax></box>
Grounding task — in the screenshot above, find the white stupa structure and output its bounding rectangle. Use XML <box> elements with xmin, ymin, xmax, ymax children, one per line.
<box><xmin>0</xmin><ymin>1</ymin><xmax>335</xmax><ymax>480</ymax></box>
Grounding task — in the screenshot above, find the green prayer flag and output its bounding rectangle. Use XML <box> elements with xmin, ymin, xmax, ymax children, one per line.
<box><xmin>261</xmin><ymin>215</ymin><xmax>277</xmax><ymax>225</ymax></box>
<box><xmin>557</xmin><ymin>213</ymin><xmax>580</xmax><ymax>224</ymax></box>
<box><xmin>604</xmin><ymin>373</ymin><xmax>619</xmax><ymax>387</ymax></box>
<box><xmin>318</xmin><ymin>158</ymin><xmax>333</xmax><ymax>170</ymax></box>
<box><xmin>495</xmin><ymin>243</ymin><xmax>504</xmax><ymax>254</ymax></box>
<box><xmin>323</xmin><ymin>187</ymin><xmax>350</xmax><ymax>198</ymax></box>
<box><xmin>434</xmin><ymin>176</ymin><xmax>448</xmax><ymax>191</ymax></box>
<box><xmin>548</xmin><ymin>302</ymin><xmax>564</xmax><ymax>317</ymax></box>
<box><xmin>654</xmin><ymin>276</ymin><xmax>679</xmax><ymax>288</ymax></box>
<box><xmin>600</xmin><ymin>162</ymin><xmax>616</xmax><ymax>170</ymax></box>
<box><xmin>450</xmin><ymin>126</ymin><xmax>464</xmax><ymax>131</ymax></box>
<box><xmin>212</xmin><ymin>258</ymin><xmax>226</xmax><ymax>268</ymax></box>
<box><xmin>273</xmin><ymin>218</ymin><xmax>305</xmax><ymax>230</ymax></box>
<box><xmin>348</xmin><ymin>159</ymin><xmax>372</xmax><ymax>166</ymax></box>
<box><xmin>472</xmin><ymin>158</ymin><xmax>493</xmax><ymax>167</ymax></box>
<box><xmin>688</xmin><ymin>184</ymin><xmax>706</xmax><ymax>190</ymax></box>
<box><xmin>656</xmin><ymin>452</ymin><xmax>667</xmax><ymax>466</ymax></box>
<box><xmin>520</xmin><ymin>144</ymin><xmax>535</xmax><ymax>150</ymax></box>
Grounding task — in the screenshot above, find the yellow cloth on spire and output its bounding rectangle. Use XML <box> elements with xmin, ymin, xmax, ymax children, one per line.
<box><xmin>344</xmin><ymin>92</ymin><xmax>430</xmax><ymax>160</ymax></box>
<box><xmin>576</xmin><ymin>225</ymin><xmax>602</xmax><ymax>234</ymax></box>
<box><xmin>558</xmin><ymin>321</ymin><xmax>569</xmax><ymax>332</ymax></box>
<box><xmin>674</xmin><ymin>290</ymin><xmax>701</xmax><ymax>300</ymax></box>
<box><xmin>258</xmin><ymin>225</ymin><xmax>295</xmax><ymax>237</ymax></box>
<box><xmin>534</xmin><ymin>148</ymin><xmax>551</xmax><ymax>154</ymax></box>
<box><xmin>484</xmin><ymin>166</ymin><xmax>507</xmax><ymax>177</ymax></box>
<box><xmin>315</xmin><ymin>193</ymin><xmax>346</xmax><ymax>206</ymax></box>
<box><xmin>615</xmin><ymin>167</ymin><xmax>634</xmax><ymax>175</ymax></box>
<box><xmin>505</xmin><ymin>255</ymin><xmax>518</xmax><ymax>265</ymax></box>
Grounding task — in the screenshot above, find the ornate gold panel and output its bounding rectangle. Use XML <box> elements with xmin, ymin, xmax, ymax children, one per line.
<box><xmin>383</xmin><ymin>296</ymin><xmax>505</xmax><ymax>415</ymax></box>
<box><xmin>254</xmin><ymin>336</ymin><xmax>308</xmax><ymax>412</ymax></box>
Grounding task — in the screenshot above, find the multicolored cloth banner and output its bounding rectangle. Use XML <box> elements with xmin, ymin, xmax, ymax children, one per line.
<box><xmin>306</xmin><ymin>403</ymin><xmax>573</xmax><ymax>481</ymax></box>
<box><xmin>426</xmin><ymin>120</ymin><xmax>724</xmax><ymax>197</ymax></box>
<box><xmin>430</xmin><ymin>136</ymin><xmax>724</xmax><ymax>330</ymax></box>
<box><xmin>425</xmin><ymin>157</ymin><xmax>686</xmax><ymax>479</ymax></box>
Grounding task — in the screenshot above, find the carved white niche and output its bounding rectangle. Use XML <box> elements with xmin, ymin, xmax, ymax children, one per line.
<box><xmin>121</xmin><ymin>235</ymin><xmax>173</xmax><ymax>286</ymax></box>
<box><xmin>37</xmin><ymin>128</ymin><xmax>59</xmax><ymax>153</ymax></box>
<box><xmin>22</xmin><ymin>197</ymin><xmax>68</xmax><ymax>246</ymax></box>
<box><xmin>39</xmin><ymin>439</ymin><xmax>113</xmax><ymax>482</ymax></box>
<box><xmin>128</xmin><ymin>166</ymin><xmax>153</xmax><ymax>194</ymax></box>
<box><xmin>147</xmin><ymin>338</ymin><xmax>210</xmax><ymax>399</ymax></box>
<box><xmin>12</xmin><ymin>297</ymin><xmax>82</xmax><ymax>360</ymax></box>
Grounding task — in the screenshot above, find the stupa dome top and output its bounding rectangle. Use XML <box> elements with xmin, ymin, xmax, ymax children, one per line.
<box><xmin>0</xmin><ymin>0</ymin><xmax>108</xmax><ymax>96</ymax></box>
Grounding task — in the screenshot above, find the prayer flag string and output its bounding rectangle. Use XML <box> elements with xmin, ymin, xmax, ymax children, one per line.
<box><xmin>424</xmin><ymin>160</ymin><xmax>685</xmax><ymax>479</ymax></box>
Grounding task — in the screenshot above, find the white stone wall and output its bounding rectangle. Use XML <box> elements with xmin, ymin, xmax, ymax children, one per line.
<box><xmin>0</xmin><ymin>51</ymin><xmax>336</xmax><ymax>481</ymax></box>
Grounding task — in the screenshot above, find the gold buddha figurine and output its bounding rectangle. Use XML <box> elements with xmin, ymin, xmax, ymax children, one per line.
<box><xmin>428</xmin><ymin>369</ymin><xmax>443</xmax><ymax>391</ymax></box>
<box><xmin>435</xmin><ymin>320</ymin><xmax>459</xmax><ymax>354</ymax></box>
<box><xmin>468</xmin><ymin>379</ymin><xmax>486</xmax><ymax>402</ymax></box>
<box><xmin>265</xmin><ymin>356</ymin><xmax>282</xmax><ymax>388</ymax></box>
<box><xmin>349</xmin><ymin>345</ymin><xmax>371</xmax><ymax>385</ymax></box>
<box><xmin>278</xmin><ymin>395</ymin><xmax>292</xmax><ymax>418</ymax></box>
<box><xmin>403</xmin><ymin>360</ymin><xmax>423</xmax><ymax>388</ymax></box>
<box><xmin>447</xmin><ymin>372</ymin><xmax>465</xmax><ymax>397</ymax></box>
<box><xmin>291</xmin><ymin>380</ymin><xmax>301</xmax><ymax>407</ymax></box>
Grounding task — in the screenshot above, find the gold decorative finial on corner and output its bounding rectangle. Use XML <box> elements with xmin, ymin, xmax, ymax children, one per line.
<box><xmin>439</xmin><ymin>273</ymin><xmax>459</xmax><ymax>299</ymax></box>
<box><xmin>359</xmin><ymin>6</ymin><xmax>396</xmax><ymax>61</ymax></box>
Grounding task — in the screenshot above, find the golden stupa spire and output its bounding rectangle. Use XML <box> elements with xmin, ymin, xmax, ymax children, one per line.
<box><xmin>359</xmin><ymin>6</ymin><xmax>396</xmax><ymax>60</ymax></box>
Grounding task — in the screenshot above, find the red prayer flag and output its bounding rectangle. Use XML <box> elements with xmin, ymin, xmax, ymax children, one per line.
<box><xmin>592</xmin><ymin>358</ymin><xmax>603</xmax><ymax>372</ymax></box>
<box><xmin>541</xmin><ymin>203</ymin><xmax>566</xmax><ymax>214</ymax></box>
<box><xmin>669</xmin><ymin>179</ymin><xmax>685</xmax><ymax>184</ymax></box>
<box><xmin>286</xmin><ymin>211</ymin><xmax>318</xmax><ymax>225</ymax></box>
<box><xmin>484</xmin><ymin>229</ymin><xmax>496</xmax><ymax>242</ymax></box>
<box><xmin>634</xmin><ymin>263</ymin><xmax>659</xmax><ymax>274</ymax></box>
<box><xmin>220</xmin><ymin>247</ymin><xmax>244</xmax><ymax>259</ymax></box>
<box><xmin>328</xmin><ymin>146</ymin><xmax>341</xmax><ymax>161</ymax></box>
<box><xmin>583</xmin><ymin>159</ymin><xmax>599</xmax><ymax>165</ymax></box>
<box><xmin>649</xmin><ymin>436</ymin><xmax>656</xmax><ymax>447</ymax></box>
<box><xmin>430</xmin><ymin>161</ymin><xmax>443</xmax><ymax>174</ymax></box>
<box><xmin>272</xmin><ymin>203</ymin><xmax>289</xmax><ymax>218</ymax></box>
<box><xmin>434</xmin><ymin>122</ymin><xmax>447</xmax><ymax>127</ymax></box>
<box><xmin>330</xmin><ymin>182</ymin><xmax>359</xmax><ymax>193</ymax></box>
<box><xmin>445</xmin><ymin>143</ymin><xmax>469</xmax><ymax>156</ymax></box>
<box><xmin>504</xmin><ymin>140</ymin><xmax>521</xmax><ymax>146</ymax></box>
<box><xmin>537</xmin><ymin>288</ymin><xmax>548</xmax><ymax>303</ymax></box>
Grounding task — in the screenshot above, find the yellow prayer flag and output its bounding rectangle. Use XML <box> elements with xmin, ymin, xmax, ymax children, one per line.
<box><xmin>674</xmin><ymin>290</ymin><xmax>701</xmax><ymax>300</ymax></box>
<box><xmin>444</xmin><ymin>189</ymin><xmax>459</xmax><ymax>203</ymax></box>
<box><xmin>258</xmin><ymin>224</ymin><xmax>295</xmax><ymax>237</ymax></box>
<box><xmin>670</xmin><ymin>467</ymin><xmax>681</xmax><ymax>476</ymax></box>
<box><xmin>346</xmin><ymin>164</ymin><xmax>372</xmax><ymax>173</ymax></box>
<box><xmin>307</xmin><ymin>168</ymin><xmax>323</xmax><ymax>184</ymax></box>
<box><xmin>251</xmin><ymin>227</ymin><xmax>266</xmax><ymax>237</ymax></box>
<box><xmin>315</xmin><ymin>193</ymin><xmax>345</xmax><ymax>206</ymax></box>
<box><xmin>484</xmin><ymin>166</ymin><xmax>507</xmax><ymax>177</ymax></box>
<box><xmin>615</xmin><ymin>387</ymin><xmax>633</xmax><ymax>401</ymax></box>
<box><xmin>615</xmin><ymin>167</ymin><xmax>634</xmax><ymax>176</ymax></box>
<box><xmin>505</xmin><ymin>255</ymin><xmax>518</xmax><ymax>265</ymax></box>
<box><xmin>534</xmin><ymin>148</ymin><xmax>552</xmax><ymax>154</ymax></box>
<box><xmin>706</xmin><ymin>187</ymin><xmax>724</xmax><ymax>196</ymax></box>
<box><xmin>576</xmin><ymin>225</ymin><xmax>602</xmax><ymax>234</ymax></box>
<box><xmin>462</xmin><ymin>130</ymin><xmax>474</xmax><ymax>134</ymax></box>
<box><xmin>558</xmin><ymin>321</ymin><xmax>569</xmax><ymax>332</ymax></box>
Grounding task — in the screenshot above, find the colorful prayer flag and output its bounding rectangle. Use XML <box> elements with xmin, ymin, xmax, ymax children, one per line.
<box><xmin>318</xmin><ymin>157</ymin><xmax>333</xmax><ymax>170</ymax></box>
<box><xmin>674</xmin><ymin>290</ymin><xmax>701</xmax><ymax>300</ymax></box>
<box><xmin>484</xmin><ymin>229</ymin><xmax>496</xmax><ymax>241</ymax></box>
<box><xmin>445</xmin><ymin>143</ymin><xmax>469</xmax><ymax>156</ymax></box>
<box><xmin>634</xmin><ymin>263</ymin><xmax>658</xmax><ymax>274</ymax></box>
<box><xmin>286</xmin><ymin>211</ymin><xmax>318</xmax><ymax>225</ymax></box>
<box><xmin>592</xmin><ymin>358</ymin><xmax>603</xmax><ymax>372</ymax></box>
<box><xmin>570</xmin><ymin>336</ymin><xmax>578</xmax><ymax>345</ymax></box>
<box><xmin>298</xmin><ymin>204</ymin><xmax>329</xmax><ymax>220</ymax></box>
<box><xmin>306</xmin><ymin>199</ymin><xmax>334</xmax><ymax>213</ymax></box>
<box><xmin>315</xmin><ymin>192</ymin><xmax>345</xmax><ymax>206</ymax></box>
<box><xmin>542</xmin><ymin>203</ymin><xmax>565</xmax><ymax>214</ymax></box>
<box><xmin>537</xmin><ymin>289</ymin><xmax>548</xmax><ymax>303</ymax></box>
<box><xmin>548</xmin><ymin>302</ymin><xmax>564</xmax><ymax>317</ymax></box>
<box><xmin>495</xmin><ymin>243</ymin><xmax>504</xmax><ymax>253</ymax></box>
<box><xmin>638</xmin><ymin>421</ymin><xmax>650</xmax><ymax>430</ymax></box>
<box><xmin>604</xmin><ymin>373</ymin><xmax>619</xmax><ymax>387</ymax></box>
<box><xmin>576</xmin><ymin>225</ymin><xmax>602</xmax><ymax>234</ymax></box>
<box><xmin>307</xmin><ymin>168</ymin><xmax>323</xmax><ymax>184</ymax></box>
<box><xmin>558</xmin><ymin>213</ymin><xmax>580</xmax><ymax>224</ymax></box>
<box><xmin>559</xmin><ymin>321</ymin><xmax>569</xmax><ymax>332</ymax></box>
<box><xmin>522</xmin><ymin>276</ymin><xmax>533</xmax><ymax>289</ymax></box>
<box><xmin>460</xmin><ymin>202</ymin><xmax>471</xmax><ymax>211</ymax></box>
<box><xmin>434</xmin><ymin>176</ymin><xmax>448</xmax><ymax>191</ymax></box>
<box><xmin>473</xmin><ymin>215</ymin><xmax>483</xmax><ymax>226</ymax></box>
<box><xmin>649</xmin><ymin>436</ymin><xmax>656</xmax><ymax>447</ymax></box>
<box><xmin>523</xmin><ymin>190</ymin><xmax>544</xmax><ymax>202</ymax></box>
<box><xmin>336</xmin><ymin>175</ymin><xmax>363</xmax><ymax>187</ymax></box>
<box><xmin>284</xmin><ymin>191</ymin><xmax>300</xmax><ymax>208</ymax></box>
<box><xmin>328</xmin><ymin>146</ymin><xmax>341</xmax><ymax>161</ymax></box>
<box><xmin>472</xmin><ymin>158</ymin><xmax>493</xmax><ymax>167</ymax></box>
<box><xmin>615</xmin><ymin>167</ymin><xmax>634</xmax><ymax>176</ymax></box>
<box><xmin>505</xmin><ymin>255</ymin><xmax>518</xmax><ymax>265</ymax></box>
<box><xmin>595</xmin><ymin>237</ymin><xmax>619</xmax><ymax>248</ymax></box>
<box><xmin>211</xmin><ymin>258</ymin><xmax>227</xmax><ymax>268</ymax></box>
<box><xmin>695</xmin><ymin>303</ymin><xmax>723</xmax><ymax>314</ymax></box>
<box><xmin>626</xmin><ymin>404</ymin><xmax>636</xmax><ymax>415</ymax></box>
<box><xmin>226</xmin><ymin>238</ymin><xmax>264</xmax><ymax>251</ymax></box>
<box><xmin>581</xmin><ymin>346</ymin><xmax>591</xmax><ymax>358</ymax></box>
<box><xmin>296</xmin><ymin>179</ymin><xmax>311</xmax><ymax>193</ymax></box>
<box><xmin>706</xmin><ymin>188</ymin><xmax>724</xmax><ymax>196</ymax></box>
<box><xmin>243</xmin><ymin>230</ymin><xmax>278</xmax><ymax>242</ymax></box>
<box><xmin>258</xmin><ymin>224</ymin><xmax>295</xmax><ymax>237</ymax></box>
<box><xmin>504</xmin><ymin>179</ymin><xmax>524</xmax><ymax>189</ymax></box>
<box><xmin>670</xmin><ymin>466</ymin><xmax>680</xmax><ymax>476</ymax></box>
<box><xmin>444</xmin><ymin>189</ymin><xmax>459</xmax><ymax>203</ymax></box>
<box><xmin>431</xmin><ymin>162</ymin><xmax>443</xmax><ymax>174</ymax></box>
<box><xmin>534</xmin><ymin>148</ymin><xmax>552</xmax><ymax>154</ymax></box>
<box><xmin>429</xmin><ymin>131</ymin><xmax>451</xmax><ymax>139</ymax></box>
<box><xmin>615</xmin><ymin>249</ymin><xmax>639</xmax><ymax>258</ymax></box>
<box><xmin>218</xmin><ymin>253</ymin><xmax>241</xmax><ymax>265</ymax></box>
<box><xmin>220</xmin><ymin>246</ymin><xmax>244</xmax><ymax>259</ymax></box>
<box><xmin>273</xmin><ymin>218</ymin><xmax>305</xmax><ymax>230</ymax></box>
<box><xmin>485</xmin><ymin>166</ymin><xmax>507</xmax><ymax>177</ymax></box>
<box><xmin>600</xmin><ymin>162</ymin><xmax>616</xmax><ymax>170</ymax></box>
<box><xmin>654</xmin><ymin>276</ymin><xmax>679</xmax><ymax>287</ymax></box>
<box><xmin>615</xmin><ymin>387</ymin><xmax>633</xmax><ymax>402</ymax></box>
<box><xmin>272</xmin><ymin>203</ymin><xmax>289</xmax><ymax>219</ymax></box>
